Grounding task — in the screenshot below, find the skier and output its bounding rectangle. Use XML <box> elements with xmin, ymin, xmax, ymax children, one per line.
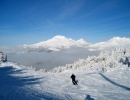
<box><xmin>123</xmin><ymin>51</ymin><xmax>126</xmax><ymax>55</ymax></box>
<box><xmin>71</xmin><ymin>74</ymin><xmax>77</xmax><ymax>85</ymax></box>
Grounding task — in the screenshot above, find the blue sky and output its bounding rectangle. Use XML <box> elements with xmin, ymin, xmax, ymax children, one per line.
<box><xmin>0</xmin><ymin>0</ymin><xmax>130</xmax><ymax>46</ymax></box>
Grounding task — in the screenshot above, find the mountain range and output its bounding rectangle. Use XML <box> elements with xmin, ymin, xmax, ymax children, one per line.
<box><xmin>23</xmin><ymin>35</ymin><xmax>130</xmax><ymax>51</ymax></box>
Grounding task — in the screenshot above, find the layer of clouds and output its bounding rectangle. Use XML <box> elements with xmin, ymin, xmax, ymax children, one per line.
<box><xmin>7</xmin><ymin>47</ymin><xmax>100</xmax><ymax>70</ymax></box>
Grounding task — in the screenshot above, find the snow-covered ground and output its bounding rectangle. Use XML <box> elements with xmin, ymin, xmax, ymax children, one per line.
<box><xmin>0</xmin><ymin>62</ymin><xmax>130</xmax><ymax>100</ymax></box>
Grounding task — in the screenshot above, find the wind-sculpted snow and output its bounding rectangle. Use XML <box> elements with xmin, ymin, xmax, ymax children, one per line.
<box><xmin>49</xmin><ymin>48</ymin><xmax>130</xmax><ymax>73</ymax></box>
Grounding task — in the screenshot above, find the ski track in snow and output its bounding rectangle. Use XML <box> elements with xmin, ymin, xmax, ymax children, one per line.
<box><xmin>0</xmin><ymin>62</ymin><xmax>130</xmax><ymax>100</ymax></box>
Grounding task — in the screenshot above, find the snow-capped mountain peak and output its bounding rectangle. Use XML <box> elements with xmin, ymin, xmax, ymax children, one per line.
<box><xmin>77</xmin><ymin>38</ymin><xmax>86</xmax><ymax>43</ymax></box>
<box><xmin>108</xmin><ymin>37</ymin><xmax>130</xmax><ymax>43</ymax></box>
<box><xmin>89</xmin><ymin>36</ymin><xmax>130</xmax><ymax>51</ymax></box>
<box><xmin>51</xmin><ymin>35</ymin><xmax>72</xmax><ymax>41</ymax></box>
<box><xmin>24</xmin><ymin>35</ymin><xmax>90</xmax><ymax>51</ymax></box>
<box><xmin>23</xmin><ymin>35</ymin><xmax>130</xmax><ymax>51</ymax></box>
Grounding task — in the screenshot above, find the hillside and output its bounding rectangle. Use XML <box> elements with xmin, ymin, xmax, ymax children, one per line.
<box><xmin>0</xmin><ymin>48</ymin><xmax>130</xmax><ymax>100</ymax></box>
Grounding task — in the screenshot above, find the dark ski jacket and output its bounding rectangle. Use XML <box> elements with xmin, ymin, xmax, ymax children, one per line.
<box><xmin>71</xmin><ymin>74</ymin><xmax>77</xmax><ymax>85</ymax></box>
<box><xmin>71</xmin><ymin>74</ymin><xmax>76</xmax><ymax>81</ymax></box>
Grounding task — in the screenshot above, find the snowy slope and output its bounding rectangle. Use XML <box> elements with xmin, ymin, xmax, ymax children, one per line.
<box><xmin>24</xmin><ymin>36</ymin><xmax>90</xmax><ymax>51</ymax></box>
<box><xmin>88</xmin><ymin>37</ymin><xmax>130</xmax><ymax>51</ymax></box>
<box><xmin>0</xmin><ymin>48</ymin><xmax>130</xmax><ymax>100</ymax></box>
<box><xmin>0</xmin><ymin>61</ymin><xmax>130</xmax><ymax>100</ymax></box>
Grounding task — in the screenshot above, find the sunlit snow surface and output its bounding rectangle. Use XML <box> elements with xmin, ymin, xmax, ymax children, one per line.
<box><xmin>0</xmin><ymin>62</ymin><xmax>130</xmax><ymax>100</ymax></box>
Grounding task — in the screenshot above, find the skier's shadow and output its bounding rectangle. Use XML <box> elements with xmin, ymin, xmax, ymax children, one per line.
<box><xmin>85</xmin><ymin>95</ymin><xmax>94</xmax><ymax>100</ymax></box>
<box><xmin>76</xmin><ymin>80</ymin><xmax>78</xmax><ymax>84</ymax></box>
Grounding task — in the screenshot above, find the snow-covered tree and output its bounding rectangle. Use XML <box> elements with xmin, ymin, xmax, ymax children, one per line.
<box><xmin>50</xmin><ymin>48</ymin><xmax>130</xmax><ymax>73</ymax></box>
<box><xmin>0</xmin><ymin>52</ymin><xmax>4</xmax><ymax>62</ymax></box>
<box><xmin>3</xmin><ymin>55</ymin><xmax>7</xmax><ymax>62</ymax></box>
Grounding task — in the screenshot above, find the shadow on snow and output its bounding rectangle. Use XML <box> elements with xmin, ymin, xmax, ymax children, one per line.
<box><xmin>85</xmin><ymin>95</ymin><xmax>94</xmax><ymax>100</ymax></box>
<box><xmin>0</xmin><ymin>66</ymin><xmax>61</xmax><ymax>100</ymax></box>
<box><xmin>0</xmin><ymin>66</ymin><xmax>40</xmax><ymax>86</ymax></box>
<box><xmin>99</xmin><ymin>73</ymin><xmax>130</xmax><ymax>91</ymax></box>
